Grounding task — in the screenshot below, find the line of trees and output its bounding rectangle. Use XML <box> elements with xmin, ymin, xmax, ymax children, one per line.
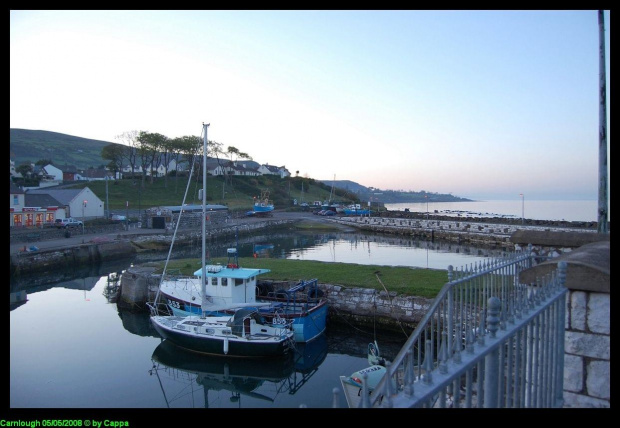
<box><xmin>102</xmin><ymin>130</ymin><xmax>253</xmax><ymax>192</ymax></box>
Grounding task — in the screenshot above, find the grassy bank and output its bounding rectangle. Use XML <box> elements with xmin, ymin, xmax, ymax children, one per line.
<box><xmin>61</xmin><ymin>175</ymin><xmax>361</xmax><ymax>212</ymax></box>
<box><xmin>150</xmin><ymin>257</ymin><xmax>448</xmax><ymax>298</ymax></box>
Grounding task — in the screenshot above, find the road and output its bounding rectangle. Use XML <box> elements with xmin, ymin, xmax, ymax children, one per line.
<box><xmin>9</xmin><ymin>210</ymin><xmax>340</xmax><ymax>255</ymax></box>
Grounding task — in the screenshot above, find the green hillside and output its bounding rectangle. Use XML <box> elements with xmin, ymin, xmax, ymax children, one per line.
<box><xmin>64</xmin><ymin>175</ymin><xmax>356</xmax><ymax>212</ymax></box>
<box><xmin>10</xmin><ymin>128</ymin><xmax>115</xmax><ymax>169</ymax></box>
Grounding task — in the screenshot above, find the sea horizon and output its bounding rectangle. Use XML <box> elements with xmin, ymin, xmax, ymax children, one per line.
<box><xmin>384</xmin><ymin>199</ymin><xmax>606</xmax><ymax>223</ymax></box>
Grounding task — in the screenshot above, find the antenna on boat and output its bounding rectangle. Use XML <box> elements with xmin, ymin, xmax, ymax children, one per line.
<box><xmin>200</xmin><ymin>122</ymin><xmax>210</xmax><ymax>318</ymax></box>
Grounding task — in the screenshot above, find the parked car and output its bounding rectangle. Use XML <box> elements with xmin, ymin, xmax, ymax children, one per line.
<box><xmin>110</xmin><ymin>214</ymin><xmax>127</xmax><ymax>221</ymax></box>
<box><xmin>55</xmin><ymin>218</ymin><xmax>83</xmax><ymax>228</ymax></box>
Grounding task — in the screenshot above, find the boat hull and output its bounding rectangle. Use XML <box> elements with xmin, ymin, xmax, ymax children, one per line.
<box><xmin>253</xmin><ymin>204</ymin><xmax>274</xmax><ymax>213</ymax></box>
<box><xmin>261</xmin><ymin>301</ymin><xmax>328</xmax><ymax>343</ymax></box>
<box><xmin>163</xmin><ymin>291</ymin><xmax>328</xmax><ymax>343</ymax></box>
<box><xmin>150</xmin><ymin>316</ymin><xmax>295</xmax><ymax>357</ymax></box>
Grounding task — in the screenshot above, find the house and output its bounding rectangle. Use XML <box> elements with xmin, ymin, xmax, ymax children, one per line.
<box><xmin>10</xmin><ymin>160</ymin><xmax>22</xmax><ymax>178</ymax></box>
<box><xmin>257</xmin><ymin>164</ymin><xmax>290</xmax><ymax>178</ymax></box>
<box><xmin>60</xmin><ymin>164</ymin><xmax>80</xmax><ymax>181</ymax></box>
<box><xmin>79</xmin><ymin>168</ymin><xmax>111</xmax><ymax>181</ymax></box>
<box><xmin>25</xmin><ymin>187</ymin><xmax>104</xmax><ymax>221</ymax></box>
<box><xmin>10</xmin><ymin>183</ymin><xmax>66</xmax><ymax>227</ymax></box>
<box><xmin>32</xmin><ymin>164</ymin><xmax>62</xmax><ymax>182</ymax></box>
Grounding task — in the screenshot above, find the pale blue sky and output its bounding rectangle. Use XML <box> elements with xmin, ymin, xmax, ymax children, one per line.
<box><xmin>10</xmin><ymin>10</ymin><xmax>610</xmax><ymax>201</ymax></box>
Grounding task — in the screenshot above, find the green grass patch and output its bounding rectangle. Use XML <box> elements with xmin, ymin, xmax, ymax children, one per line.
<box><xmin>153</xmin><ymin>257</ymin><xmax>448</xmax><ymax>298</ymax></box>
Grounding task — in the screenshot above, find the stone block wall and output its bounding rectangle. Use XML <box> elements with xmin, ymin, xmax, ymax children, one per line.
<box><xmin>563</xmin><ymin>289</ymin><xmax>610</xmax><ymax>407</ymax></box>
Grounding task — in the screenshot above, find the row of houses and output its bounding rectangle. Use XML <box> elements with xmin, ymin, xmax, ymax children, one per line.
<box><xmin>9</xmin><ymin>159</ymin><xmax>290</xmax><ymax>228</ymax></box>
<box><xmin>10</xmin><ymin>159</ymin><xmax>291</xmax><ymax>185</ymax></box>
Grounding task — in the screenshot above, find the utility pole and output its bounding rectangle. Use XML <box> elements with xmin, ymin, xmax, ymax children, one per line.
<box><xmin>597</xmin><ymin>10</ymin><xmax>608</xmax><ymax>233</ymax></box>
<box><xmin>105</xmin><ymin>175</ymin><xmax>109</xmax><ymax>219</ymax></box>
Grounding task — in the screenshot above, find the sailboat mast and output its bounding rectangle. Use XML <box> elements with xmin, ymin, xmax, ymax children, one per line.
<box><xmin>201</xmin><ymin>123</ymin><xmax>209</xmax><ymax>317</ymax></box>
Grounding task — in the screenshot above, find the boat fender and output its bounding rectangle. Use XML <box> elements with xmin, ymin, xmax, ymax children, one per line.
<box><xmin>223</xmin><ymin>336</ymin><xmax>229</xmax><ymax>355</ymax></box>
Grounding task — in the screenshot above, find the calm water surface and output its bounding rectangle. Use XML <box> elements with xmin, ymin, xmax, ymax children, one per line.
<box><xmin>9</xmin><ymin>228</ymin><xmax>512</xmax><ymax>411</ymax></box>
<box><xmin>385</xmin><ymin>199</ymin><xmax>601</xmax><ymax>222</ymax></box>
<box><xmin>9</xmin><ymin>269</ymin><xmax>406</xmax><ymax>409</ymax></box>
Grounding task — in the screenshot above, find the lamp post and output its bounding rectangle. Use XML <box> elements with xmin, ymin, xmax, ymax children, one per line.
<box><xmin>105</xmin><ymin>175</ymin><xmax>109</xmax><ymax>219</ymax></box>
<box><xmin>82</xmin><ymin>200</ymin><xmax>87</xmax><ymax>234</ymax></box>
<box><xmin>519</xmin><ymin>193</ymin><xmax>524</xmax><ymax>225</ymax></box>
<box><xmin>425</xmin><ymin>194</ymin><xmax>428</xmax><ymax>220</ymax></box>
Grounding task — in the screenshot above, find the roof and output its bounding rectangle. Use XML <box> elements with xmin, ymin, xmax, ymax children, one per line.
<box><xmin>25</xmin><ymin>188</ymin><xmax>85</xmax><ymax>205</ymax></box>
<box><xmin>24</xmin><ymin>193</ymin><xmax>63</xmax><ymax>207</ymax></box>
<box><xmin>160</xmin><ymin>204</ymin><xmax>228</xmax><ymax>213</ymax></box>
<box><xmin>10</xmin><ymin>183</ymin><xmax>24</xmax><ymax>194</ymax></box>
<box><xmin>193</xmin><ymin>265</ymin><xmax>271</xmax><ymax>280</ymax></box>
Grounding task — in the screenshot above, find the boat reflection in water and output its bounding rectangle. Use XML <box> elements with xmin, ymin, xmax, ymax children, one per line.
<box><xmin>149</xmin><ymin>333</ymin><xmax>328</xmax><ymax>408</ymax></box>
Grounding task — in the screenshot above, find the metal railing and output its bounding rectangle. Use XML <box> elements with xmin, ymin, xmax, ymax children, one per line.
<box><xmin>350</xmin><ymin>247</ymin><xmax>568</xmax><ymax>408</ymax></box>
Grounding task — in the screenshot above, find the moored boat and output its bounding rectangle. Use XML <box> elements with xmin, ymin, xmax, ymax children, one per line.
<box><xmin>148</xmin><ymin>123</ymin><xmax>294</xmax><ymax>358</ymax></box>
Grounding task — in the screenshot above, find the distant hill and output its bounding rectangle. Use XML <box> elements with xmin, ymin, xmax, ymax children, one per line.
<box><xmin>320</xmin><ymin>179</ymin><xmax>471</xmax><ymax>203</ymax></box>
<box><xmin>319</xmin><ymin>179</ymin><xmax>369</xmax><ymax>194</ymax></box>
<box><xmin>10</xmin><ymin>128</ymin><xmax>116</xmax><ymax>169</ymax></box>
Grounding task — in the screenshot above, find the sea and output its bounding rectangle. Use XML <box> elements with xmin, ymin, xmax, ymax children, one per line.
<box><xmin>384</xmin><ymin>199</ymin><xmax>603</xmax><ymax>223</ymax></box>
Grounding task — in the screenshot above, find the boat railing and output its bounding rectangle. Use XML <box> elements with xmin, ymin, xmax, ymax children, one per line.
<box><xmin>356</xmin><ymin>245</ymin><xmax>568</xmax><ymax>408</ymax></box>
<box><xmin>147</xmin><ymin>300</ymin><xmax>174</xmax><ymax>317</ymax></box>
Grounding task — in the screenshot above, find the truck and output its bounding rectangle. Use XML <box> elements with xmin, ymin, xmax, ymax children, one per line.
<box><xmin>54</xmin><ymin>218</ymin><xmax>84</xmax><ymax>229</ymax></box>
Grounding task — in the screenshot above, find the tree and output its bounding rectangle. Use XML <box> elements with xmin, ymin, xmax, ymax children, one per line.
<box><xmin>136</xmin><ymin>131</ymin><xmax>164</xmax><ymax>186</ymax></box>
<box><xmin>101</xmin><ymin>143</ymin><xmax>127</xmax><ymax>179</ymax></box>
<box><xmin>16</xmin><ymin>163</ymin><xmax>33</xmax><ymax>178</ymax></box>
<box><xmin>35</xmin><ymin>159</ymin><xmax>53</xmax><ymax>166</ymax></box>
<box><xmin>159</xmin><ymin>137</ymin><xmax>174</xmax><ymax>188</ymax></box>
<box><xmin>115</xmin><ymin>130</ymin><xmax>139</xmax><ymax>178</ymax></box>
<box><xmin>170</xmin><ymin>135</ymin><xmax>201</xmax><ymax>192</ymax></box>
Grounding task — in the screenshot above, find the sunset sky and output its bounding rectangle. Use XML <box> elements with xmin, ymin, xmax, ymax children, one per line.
<box><xmin>10</xmin><ymin>10</ymin><xmax>610</xmax><ymax>201</ymax></box>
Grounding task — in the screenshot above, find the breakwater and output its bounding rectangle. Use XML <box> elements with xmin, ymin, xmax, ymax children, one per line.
<box><xmin>330</xmin><ymin>215</ymin><xmax>600</xmax><ymax>247</ymax></box>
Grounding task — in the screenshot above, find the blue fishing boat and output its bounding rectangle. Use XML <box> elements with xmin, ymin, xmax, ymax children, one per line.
<box><xmin>342</xmin><ymin>204</ymin><xmax>370</xmax><ymax>216</ymax></box>
<box><xmin>253</xmin><ymin>190</ymin><xmax>274</xmax><ymax>213</ymax></box>
<box><xmin>159</xmin><ymin>252</ymin><xmax>328</xmax><ymax>343</ymax></box>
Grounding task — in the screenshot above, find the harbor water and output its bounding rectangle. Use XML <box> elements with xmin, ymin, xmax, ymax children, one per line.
<box><xmin>9</xmin><ymin>200</ymin><xmax>599</xmax><ymax>413</ymax></box>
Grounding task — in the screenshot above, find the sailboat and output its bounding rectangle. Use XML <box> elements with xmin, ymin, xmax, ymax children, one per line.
<box><xmin>148</xmin><ymin>123</ymin><xmax>295</xmax><ymax>358</ymax></box>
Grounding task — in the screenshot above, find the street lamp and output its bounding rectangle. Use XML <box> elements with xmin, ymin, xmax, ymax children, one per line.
<box><xmin>425</xmin><ymin>194</ymin><xmax>429</xmax><ymax>220</ymax></box>
<box><xmin>105</xmin><ymin>175</ymin><xmax>109</xmax><ymax>219</ymax></box>
<box><xmin>82</xmin><ymin>200</ymin><xmax>87</xmax><ymax>234</ymax></box>
<box><xmin>519</xmin><ymin>193</ymin><xmax>524</xmax><ymax>225</ymax></box>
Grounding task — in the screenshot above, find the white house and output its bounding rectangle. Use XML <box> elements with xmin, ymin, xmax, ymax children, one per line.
<box><xmin>10</xmin><ymin>160</ymin><xmax>22</xmax><ymax>178</ymax></box>
<box><xmin>258</xmin><ymin>164</ymin><xmax>290</xmax><ymax>178</ymax></box>
<box><xmin>39</xmin><ymin>164</ymin><xmax>64</xmax><ymax>181</ymax></box>
<box><xmin>26</xmin><ymin>187</ymin><xmax>104</xmax><ymax>220</ymax></box>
